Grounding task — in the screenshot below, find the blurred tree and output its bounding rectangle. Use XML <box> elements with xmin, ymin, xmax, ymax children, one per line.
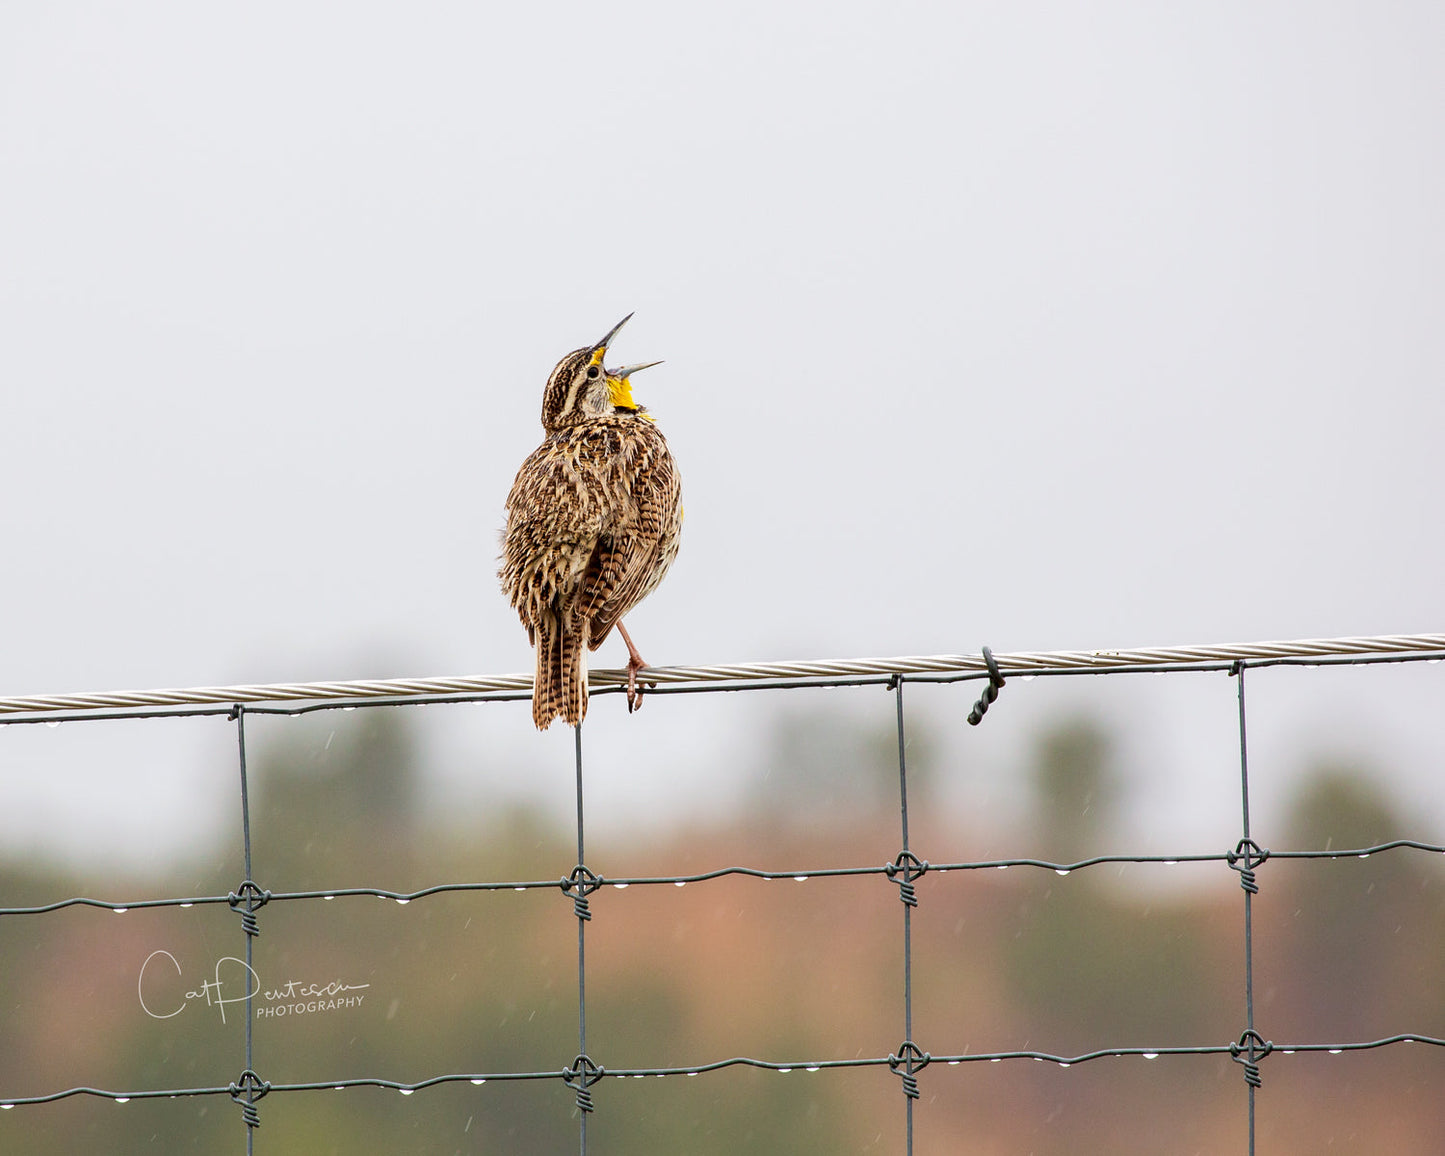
<box><xmin>1005</xmin><ymin>720</ymin><xmax>1216</xmax><ymax>1054</ymax></box>
<box><xmin>1031</xmin><ymin>718</ymin><xmax>1120</xmax><ymax>862</ymax></box>
<box><xmin>1276</xmin><ymin>764</ymin><xmax>1445</xmax><ymax>1038</ymax></box>
<box><xmin>749</xmin><ymin>703</ymin><xmax>937</xmax><ymax>828</ymax></box>
<box><xmin>250</xmin><ymin>710</ymin><xmax>421</xmax><ymax>889</ymax></box>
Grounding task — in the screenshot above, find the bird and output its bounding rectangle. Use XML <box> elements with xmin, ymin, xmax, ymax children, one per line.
<box><xmin>500</xmin><ymin>315</ymin><xmax>683</xmax><ymax>730</ymax></box>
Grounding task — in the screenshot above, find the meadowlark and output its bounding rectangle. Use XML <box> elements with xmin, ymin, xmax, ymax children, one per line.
<box><xmin>500</xmin><ymin>315</ymin><xmax>683</xmax><ymax>730</ymax></box>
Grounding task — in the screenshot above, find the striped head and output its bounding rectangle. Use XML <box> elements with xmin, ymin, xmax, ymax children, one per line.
<box><xmin>540</xmin><ymin>314</ymin><xmax>633</xmax><ymax>431</ymax></box>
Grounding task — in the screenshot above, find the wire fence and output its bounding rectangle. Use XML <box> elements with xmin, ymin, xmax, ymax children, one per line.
<box><xmin>1</xmin><ymin>632</ymin><xmax>1444</xmax><ymax>1153</ymax></box>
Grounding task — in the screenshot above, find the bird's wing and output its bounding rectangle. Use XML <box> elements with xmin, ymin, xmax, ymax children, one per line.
<box><xmin>499</xmin><ymin>438</ymin><xmax>611</xmax><ymax>626</ymax></box>
<box><xmin>577</xmin><ymin>431</ymin><xmax>680</xmax><ymax>647</ymax></box>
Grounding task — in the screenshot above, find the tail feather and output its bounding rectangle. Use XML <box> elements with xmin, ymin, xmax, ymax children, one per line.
<box><xmin>532</xmin><ymin>613</ymin><xmax>590</xmax><ymax>730</ymax></box>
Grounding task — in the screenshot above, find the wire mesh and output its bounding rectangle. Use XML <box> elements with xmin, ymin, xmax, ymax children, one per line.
<box><xmin>1</xmin><ymin>633</ymin><xmax>1443</xmax><ymax>1154</ymax></box>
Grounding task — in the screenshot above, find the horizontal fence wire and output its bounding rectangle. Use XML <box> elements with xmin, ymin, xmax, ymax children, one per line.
<box><xmin>0</xmin><ymin>632</ymin><xmax>1441</xmax><ymax>718</ymax></box>
<box><xmin>1</xmin><ymin>632</ymin><xmax>1444</xmax><ymax>1154</ymax></box>
<box><xmin>3</xmin><ymin>840</ymin><xmax>1445</xmax><ymax>917</ymax></box>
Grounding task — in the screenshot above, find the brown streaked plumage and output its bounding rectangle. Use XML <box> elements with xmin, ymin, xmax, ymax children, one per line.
<box><xmin>500</xmin><ymin>316</ymin><xmax>683</xmax><ymax>730</ymax></box>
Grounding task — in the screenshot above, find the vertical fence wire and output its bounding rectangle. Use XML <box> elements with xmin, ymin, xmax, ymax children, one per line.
<box><xmin>576</xmin><ymin>722</ymin><xmax>589</xmax><ymax>1156</ymax></box>
<box><xmin>232</xmin><ymin>705</ymin><xmax>263</xmax><ymax>1151</ymax></box>
<box><xmin>1238</xmin><ymin>665</ymin><xmax>1255</xmax><ymax>1154</ymax></box>
<box><xmin>897</xmin><ymin>679</ymin><xmax>915</xmax><ymax>1154</ymax></box>
<box><xmin>886</xmin><ymin>675</ymin><xmax>931</xmax><ymax>1151</ymax></box>
<box><xmin>1228</xmin><ymin>662</ymin><xmax>1270</xmax><ymax>1153</ymax></box>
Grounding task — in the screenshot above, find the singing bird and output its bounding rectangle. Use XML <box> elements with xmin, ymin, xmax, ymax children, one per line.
<box><xmin>500</xmin><ymin>315</ymin><xmax>683</xmax><ymax>730</ymax></box>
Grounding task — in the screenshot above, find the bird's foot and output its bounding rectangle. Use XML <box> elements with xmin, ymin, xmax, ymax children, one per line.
<box><xmin>617</xmin><ymin>621</ymin><xmax>650</xmax><ymax>714</ymax></box>
<box><xmin>625</xmin><ymin>654</ymin><xmax>647</xmax><ymax>714</ymax></box>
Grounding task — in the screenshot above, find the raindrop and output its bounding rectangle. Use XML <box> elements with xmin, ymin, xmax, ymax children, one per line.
<box><xmin>1281</xmin><ymin>1049</ymin><xmax>1295</xmax><ymax>1055</ymax></box>
<box><xmin>335</xmin><ymin>1086</ymin><xmax>346</xmax><ymax>1091</ymax></box>
<box><xmin>179</xmin><ymin>903</ymin><xmax>193</xmax><ymax>909</ymax></box>
<box><xmin>342</xmin><ymin>706</ymin><xmax>356</xmax><ymax>712</ymax></box>
<box><xmin>793</xmin><ymin>875</ymin><xmax>808</xmax><ymax>883</ymax></box>
<box><xmin>113</xmin><ymin>908</ymin><xmax>128</xmax><ymax>915</ymax></box>
<box><xmin>513</xmin><ymin>887</ymin><xmax>526</xmax><ymax>892</ymax></box>
<box><xmin>324</xmin><ymin>895</ymin><xmax>335</xmax><ymax>901</ymax></box>
<box><xmin>115</xmin><ymin>1097</ymin><xmax>130</xmax><ymax>1104</ymax></box>
<box><xmin>1021</xmin><ymin>675</ymin><xmax>1035</xmax><ymax>682</ymax></box>
<box><xmin>1059</xmin><ymin>1062</ymin><xmax>1071</xmax><ymax>1068</ymax></box>
<box><xmin>1357</xmin><ymin>853</ymin><xmax>1370</xmax><ymax>859</ymax></box>
<box><xmin>470</xmin><ymin>1079</ymin><xmax>486</xmax><ymax>1086</ymax></box>
<box><xmin>395</xmin><ymin>899</ymin><xmax>410</xmax><ymax>906</ymax></box>
<box><xmin>947</xmin><ymin>1060</ymin><xmax>960</xmax><ymax>1066</ymax></box>
<box><xmin>612</xmin><ymin>883</ymin><xmax>629</xmax><ymax>889</ymax></box>
<box><xmin>996</xmin><ymin>865</ymin><xmax>1009</xmax><ymax>871</ymax></box>
<box><xmin>806</xmin><ymin>1066</ymin><xmax>820</xmax><ymax>1073</ymax></box>
<box><xmin>1</xmin><ymin>1104</ymin><xmax>13</xmax><ymax>1110</ymax></box>
<box><xmin>632</xmin><ymin>1074</ymin><xmax>644</xmax><ymax>1080</ymax></box>
<box><xmin>399</xmin><ymin>1089</ymin><xmax>413</xmax><ymax>1096</ymax></box>
<box><xmin>1328</xmin><ymin>1048</ymin><xmax>1342</xmax><ymax>1055</ymax></box>
<box><xmin>779</xmin><ymin>1068</ymin><xmax>792</xmax><ymax>1074</ymax></box>
<box><xmin>674</xmin><ymin>881</ymin><xmax>686</xmax><ymax>888</ymax></box>
<box><xmin>1142</xmin><ymin>1052</ymin><xmax>1159</xmax><ymax>1060</ymax></box>
<box><xmin>1054</xmin><ymin>869</ymin><xmax>1070</xmax><ymax>877</ymax></box>
<box><xmin>989</xmin><ymin>1058</ymin><xmax>1001</xmax><ymax>1063</ymax></box>
<box><xmin>686</xmin><ymin>1072</ymin><xmax>698</xmax><ymax>1077</ymax></box>
<box><xmin>45</xmin><ymin>721</ymin><xmax>60</xmax><ymax>729</ymax></box>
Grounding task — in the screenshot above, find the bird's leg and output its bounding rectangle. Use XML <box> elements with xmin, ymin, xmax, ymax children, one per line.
<box><xmin>616</xmin><ymin>621</ymin><xmax>649</xmax><ymax>713</ymax></box>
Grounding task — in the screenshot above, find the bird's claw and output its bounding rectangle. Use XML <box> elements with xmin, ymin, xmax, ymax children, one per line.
<box><xmin>625</xmin><ymin>657</ymin><xmax>646</xmax><ymax>714</ymax></box>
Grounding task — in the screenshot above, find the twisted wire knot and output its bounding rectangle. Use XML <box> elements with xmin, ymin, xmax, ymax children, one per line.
<box><xmin>561</xmin><ymin>864</ymin><xmax>602</xmax><ymax>921</ymax></box>
<box><xmin>1227</xmin><ymin>838</ymin><xmax>1269</xmax><ymax>894</ymax></box>
<box><xmin>228</xmin><ymin>1069</ymin><xmax>270</xmax><ymax>1128</ymax></box>
<box><xmin>1230</xmin><ymin>1030</ymin><xmax>1272</xmax><ymax>1088</ymax></box>
<box><xmin>885</xmin><ymin>851</ymin><xmax>928</xmax><ymax>907</ymax></box>
<box><xmin>888</xmin><ymin>1041</ymin><xmax>930</xmax><ymax>1099</ymax></box>
<box><xmin>967</xmin><ymin>646</ymin><xmax>1006</xmax><ymax>726</ymax></box>
<box><xmin>564</xmin><ymin>1054</ymin><xmax>604</xmax><ymax>1113</ymax></box>
<box><xmin>227</xmin><ymin>880</ymin><xmax>271</xmax><ymax>937</ymax></box>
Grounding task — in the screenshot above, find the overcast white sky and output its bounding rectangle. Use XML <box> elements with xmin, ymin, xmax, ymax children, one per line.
<box><xmin>1</xmin><ymin>3</ymin><xmax>1441</xmax><ymax>871</ymax></box>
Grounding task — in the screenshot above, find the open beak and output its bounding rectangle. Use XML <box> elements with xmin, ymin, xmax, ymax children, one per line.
<box><xmin>589</xmin><ymin>313</ymin><xmax>633</xmax><ymax>356</ymax></box>
<box><xmin>609</xmin><ymin>360</ymin><xmax>664</xmax><ymax>380</ymax></box>
<box><xmin>607</xmin><ymin>359</ymin><xmax>662</xmax><ymax>410</ymax></box>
